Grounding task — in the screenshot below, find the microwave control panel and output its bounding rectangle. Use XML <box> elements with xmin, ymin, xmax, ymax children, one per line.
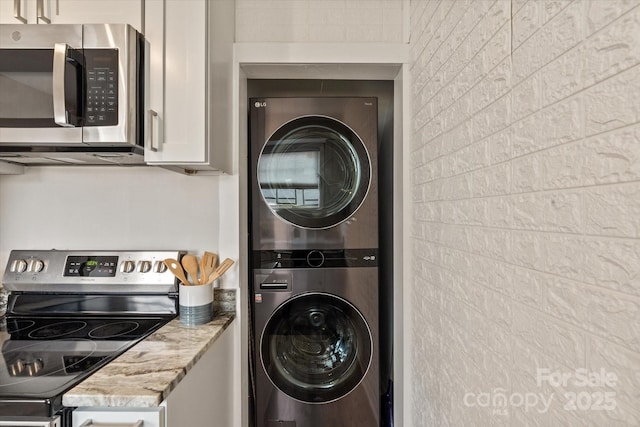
<box><xmin>84</xmin><ymin>49</ymin><xmax>118</xmax><ymax>126</ymax></box>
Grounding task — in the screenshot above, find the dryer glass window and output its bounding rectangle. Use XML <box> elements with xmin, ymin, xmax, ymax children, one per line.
<box><xmin>260</xmin><ymin>292</ymin><xmax>372</xmax><ymax>403</ymax></box>
<box><xmin>258</xmin><ymin>116</ymin><xmax>371</xmax><ymax>229</ymax></box>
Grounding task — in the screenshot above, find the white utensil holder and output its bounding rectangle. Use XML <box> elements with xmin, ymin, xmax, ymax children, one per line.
<box><xmin>179</xmin><ymin>283</ymin><xmax>213</xmax><ymax>326</ymax></box>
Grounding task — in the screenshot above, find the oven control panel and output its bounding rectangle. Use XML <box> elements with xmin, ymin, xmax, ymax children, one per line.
<box><xmin>64</xmin><ymin>255</ymin><xmax>119</xmax><ymax>277</ymax></box>
<box><xmin>2</xmin><ymin>250</ymin><xmax>185</xmax><ymax>293</ymax></box>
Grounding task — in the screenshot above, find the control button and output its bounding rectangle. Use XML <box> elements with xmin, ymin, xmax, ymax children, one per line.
<box><xmin>137</xmin><ymin>260</ymin><xmax>151</xmax><ymax>273</ymax></box>
<box><xmin>120</xmin><ymin>260</ymin><xmax>135</xmax><ymax>273</ymax></box>
<box><xmin>29</xmin><ymin>259</ymin><xmax>45</xmax><ymax>273</ymax></box>
<box><xmin>153</xmin><ymin>260</ymin><xmax>167</xmax><ymax>273</ymax></box>
<box><xmin>306</xmin><ymin>250</ymin><xmax>325</xmax><ymax>268</ymax></box>
<box><xmin>11</xmin><ymin>259</ymin><xmax>27</xmax><ymax>273</ymax></box>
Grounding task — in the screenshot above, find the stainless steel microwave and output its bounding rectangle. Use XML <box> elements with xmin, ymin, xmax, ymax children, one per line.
<box><xmin>0</xmin><ymin>24</ymin><xmax>146</xmax><ymax>165</ymax></box>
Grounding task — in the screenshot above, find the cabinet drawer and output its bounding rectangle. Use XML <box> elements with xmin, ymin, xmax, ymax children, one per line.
<box><xmin>72</xmin><ymin>407</ymin><xmax>164</xmax><ymax>427</ymax></box>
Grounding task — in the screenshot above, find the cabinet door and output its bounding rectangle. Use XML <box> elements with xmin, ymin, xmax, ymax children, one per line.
<box><xmin>164</xmin><ymin>322</ymin><xmax>236</xmax><ymax>426</ymax></box>
<box><xmin>144</xmin><ymin>0</ymin><xmax>207</xmax><ymax>165</ymax></box>
<box><xmin>0</xmin><ymin>0</ymin><xmax>36</xmax><ymax>24</ymax></box>
<box><xmin>1</xmin><ymin>0</ymin><xmax>143</xmax><ymax>28</ymax></box>
<box><xmin>0</xmin><ymin>161</ymin><xmax>24</xmax><ymax>175</ymax></box>
<box><xmin>36</xmin><ymin>0</ymin><xmax>143</xmax><ymax>30</ymax></box>
<box><xmin>72</xmin><ymin>407</ymin><xmax>165</xmax><ymax>427</ymax></box>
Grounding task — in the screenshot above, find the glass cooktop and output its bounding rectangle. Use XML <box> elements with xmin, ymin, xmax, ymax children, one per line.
<box><xmin>0</xmin><ymin>315</ymin><xmax>170</xmax><ymax>400</ymax></box>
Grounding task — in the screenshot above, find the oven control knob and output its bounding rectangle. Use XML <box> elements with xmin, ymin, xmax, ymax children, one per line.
<box><xmin>24</xmin><ymin>358</ymin><xmax>44</xmax><ymax>376</ymax></box>
<box><xmin>11</xmin><ymin>259</ymin><xmax>28</xmax><ymax>273</ymax></box>
<box><xmin>120</xmin><ymin>260</ymin><xmax>135</xmax><ymax>273</ymax></box>
<box><xmin>29</xmin><ymin>259</ymin><xmax>45</xmax><ymax>273</ymax></box>
<box><xmin>8</xmin><ymin>359</ymin><xmax>24</xmax><ymax>376</ymax></box>
<box><xmin>10</xmin><ymin>357</ymin><xmax>43</xmax><ymax>376</ymax></box>
<box><xmin>153</xmin><ymin>260</ymin><xmax>168</xmax><ymax>273</ymax></box>
<box><xmin>138</xmin><ymin>260</ymin><xmax>152</xmax><ymax>273</ymax></box>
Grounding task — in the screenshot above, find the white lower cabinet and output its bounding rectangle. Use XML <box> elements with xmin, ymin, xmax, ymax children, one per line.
<box><xmin>72</xmin><ymin>407</ymin><xmax>165</xmax><ymax>427</ymax></box>
<box><xmin>70</xmin><ymin>322</ymin><xmax>236</xmax><ymax>427</ymax></box>
<box><xmin>163</xmin><ymin>321</ymin><xmax>236</xmax><ymax>426</ymax></box>
<box><xmin>0</xmin><ymin>161</ymin><xmax>23</xmax><ymax>175</ymax></box>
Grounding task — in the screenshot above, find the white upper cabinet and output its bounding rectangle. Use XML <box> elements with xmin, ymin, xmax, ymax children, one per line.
<box><xmin>0</xmin><ymin>0</ymin><xmax>143</xmax><ymax>29</ymax></box>
<box><xmin>39</xmin><ymin>0</ymin><xmax>143</xmax><ymax>29</ymax></box>
<box><xmin>0</xmin><ymin>0</ymin><xmax>36</xmax><ymax>24</ymax></box>
<box><xmin>144</xmin><ymin>0</ymin><xmax>234</xmax><ymax>174</ymax></box>
<box><xmin>0</xmin><ymin>0</ymin><xmax>38</xmax><ymax>24</ymax></box>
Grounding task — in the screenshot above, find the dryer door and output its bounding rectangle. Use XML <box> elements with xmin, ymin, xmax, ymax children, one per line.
<box><xmin>260</xmin><ymin>292</ymin><xmax>372</xmax><ymax>403</ymax></box>
<box><xmin>257</xmin><ymin>116</ymin><xmax>371</xmax><ymax>229</ymax></box>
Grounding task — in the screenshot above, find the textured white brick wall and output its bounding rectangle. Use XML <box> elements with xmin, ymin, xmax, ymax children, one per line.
<box><xmin>235</xmin><ymin>0</ymin><xmax>404</xmax><ymax>42</ymax></box>
<box><xmin>409</xmin><ymin>0</ymin><xmax>640</xmax><ymax>425</ymax></box>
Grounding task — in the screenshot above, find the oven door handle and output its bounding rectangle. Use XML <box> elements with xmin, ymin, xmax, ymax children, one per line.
<box><xmin>0</xmin><ymin>416</ymin><xmax>60</xmax><ymax>426</ymax></box>
<box><xmin>53</xmin><ymin>43</ymin><xmax>83</xmax><ymax>128</ymax></box>
<box><xmin>79</xmin><ymin>420</ymin><xmax>143</xmax><ymax>427</ymax></box>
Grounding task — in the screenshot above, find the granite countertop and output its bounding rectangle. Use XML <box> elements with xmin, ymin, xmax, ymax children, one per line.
<box><xmin>0</xmin><ymin>287</ymin><xmax>7</xmax><ymax>317</ymax></box>
<box><xmin>62</xmin><ymin>288</ymin><xmax>237</xmax><ymax>408</ymax></box>
<box><xmin>62</xmin><ymin>312</ymin><xmax>235</xmax><ymax>408</ymax></box>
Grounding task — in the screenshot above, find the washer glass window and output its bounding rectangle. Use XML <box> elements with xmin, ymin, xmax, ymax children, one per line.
<box><xmin>260</xmin><ymin>292</ymin><xmax>372</xmax><ymax>403</ymax></box>
<box><xmin>258</xmin><ymin>116</ymin><xmax>371</xmax><ymax>229</ymax></box>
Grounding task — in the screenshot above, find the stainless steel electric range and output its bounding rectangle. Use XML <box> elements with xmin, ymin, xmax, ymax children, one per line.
<box><xmin>0</xmin><ymin>250</ymin><xmax>184</xmax><ymax>427</ymax></box>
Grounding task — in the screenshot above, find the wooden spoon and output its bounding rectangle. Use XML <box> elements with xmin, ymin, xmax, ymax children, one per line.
<box><xmin>204</xmin><ymin>258</ymin><xmax>234</xmax><ymax>285</ymax></box>
<box><xmin>181</xmin><ymin>254</ymin><xmax>200</xmax><ymax>285</ymax></box>
<box><xmin>164</xmin><ymin>258</ymin><xmax>190</xmax><ymax>285</ymax></box>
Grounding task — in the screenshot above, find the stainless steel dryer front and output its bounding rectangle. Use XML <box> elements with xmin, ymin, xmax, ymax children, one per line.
<box><xmin>249</xmin><ymin>97</ymin><xmax>378</xmax><ymax>251</ymax></box>
<box><xmin>252</xmin><ymin>256</ymin><xmax>379</xmax><ymax>427</ymax></box>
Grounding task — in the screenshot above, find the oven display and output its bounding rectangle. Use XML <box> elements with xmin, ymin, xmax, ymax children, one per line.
<box><xmin>64</xmin><ymin>256</ymin><xmax>119</xmax><ymax>277</ymax></box>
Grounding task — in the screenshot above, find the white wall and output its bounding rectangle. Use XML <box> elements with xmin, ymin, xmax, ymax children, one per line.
<box><xmin>236</xmin><ymin>0</ymin><xmax>405</xmax><ymax>42</ymax></box>
<box><xmin>0</xmin><ymin>167</ymin><xmax>238</xmax><ymax>288</ymax></box>
<box><xmin>409</xmin><ymin>1</ymin><xmax>640</xmax><ymax>426</ymax></box>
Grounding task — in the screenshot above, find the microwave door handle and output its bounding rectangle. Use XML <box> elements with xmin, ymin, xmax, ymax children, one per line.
<box><xmin>53</xmin><ymin>43</ymin><xmax>76</xmax><ymax>128</ymax></box>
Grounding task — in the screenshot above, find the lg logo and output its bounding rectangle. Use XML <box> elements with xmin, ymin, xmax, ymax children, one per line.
<box><xmin>254</xmin><ymin>101</ymin><xmax>267</xmax><ymax>108</ymax></box>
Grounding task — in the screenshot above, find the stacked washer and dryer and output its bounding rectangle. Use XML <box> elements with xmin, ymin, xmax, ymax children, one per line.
<box><xmin>249</xmin><ymin>97</ymin><xmax>381</xmax><ymax>427</ymax></box>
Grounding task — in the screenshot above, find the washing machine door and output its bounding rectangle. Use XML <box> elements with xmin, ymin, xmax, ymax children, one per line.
<box><xmin>257</xmin><ymin>116</ymin><xmax>371</xmax><ymax>229</ymax></box>
<box><xmin>260</xmin><ymin>292</ymin><xmax>372</xmax><ymax>404</ymax></box>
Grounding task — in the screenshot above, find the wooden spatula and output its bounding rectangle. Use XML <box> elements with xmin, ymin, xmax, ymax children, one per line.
<box><xmin>204</xmin><ymin>258</ymin><xmax>234</xmax><ymax>285</ymax></box>
<box><xmin>200</xmin><ymin>251</ymin><xmax>218</xmax><ymax>285</ymax></box>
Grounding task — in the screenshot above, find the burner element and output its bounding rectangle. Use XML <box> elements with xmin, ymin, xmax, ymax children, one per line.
<box><xmin>28</xmin><ymin>321</ymin><xmax>88</xmax><ymax>339</ymax></box>
<box><xmin>88</xmin><ymin>321</ymin><xmax>140</xmax><ymax>339</ymax></box>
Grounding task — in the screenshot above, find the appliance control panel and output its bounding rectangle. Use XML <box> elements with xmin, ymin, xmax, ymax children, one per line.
<box><xmin>253</xmin><ymin>248</ymin><xmax>379</xmax><ymax>269</ymax></box>
<box><xmin>2</xmin><ymin>250</ymin><xmax>184</xmax><ymax>293</ymax></box>
<box><xmin>84</xmin><ymin>49</ymin><xmax>119</xmax><ymax>126</ymax></box>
